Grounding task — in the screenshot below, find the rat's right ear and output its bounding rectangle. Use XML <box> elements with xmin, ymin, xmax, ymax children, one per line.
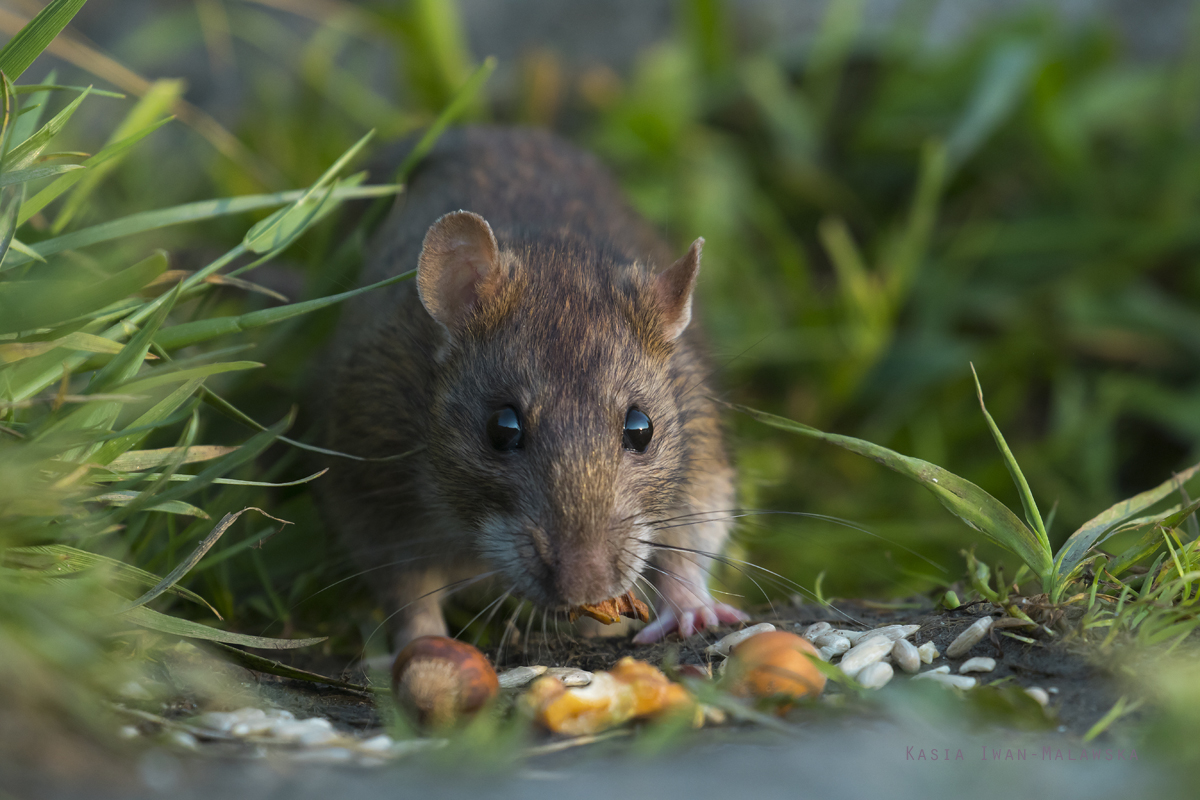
<box><xmin>417</xmin><ymin>210</ymin><xmax>504</xmax><ymax>331</ymax></box>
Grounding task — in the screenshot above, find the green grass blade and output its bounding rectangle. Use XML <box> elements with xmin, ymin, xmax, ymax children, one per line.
<box><xmin>88</xmin><ymin>379</ymin><xmax>204</xmax><ymax>466</ymax></box>
<box><xmin>153</xmin><ymin>270</ymin><xmax>414</xmax><ymax>351</ymax></box>
<box><xmin>0</xmin><ymin>183</ymin><xmax>21</xmax><ymax>267</ymax></box>
<box><xmin>118</xmin><ymin>602</ymin><xmax>325</xmax><ymax>650</ymax></box>
<box><xmin>945</xmin><ymin>41</ymin><xmax>1038</xmax><ymax>173</ymax></box>
<box><xmin>1057</xmin><ymin>460</ymin><xmax>1200</xmax><ymax>578</ymax></box>
<box><xmin>19</xmin><ymin>117</ymin><xmax>172</xmax><ymax>226</ymax></box>
<box><xmin>7</xmin><ymin>69</ymin><xmax>52</xmax><ymax>150</ymax></box>
<box><xmin>1</xmin><ymin>183</ymin><xmax>400</xmax><ymax>270</ymax></box>
<box><xmin>51</xmin><ymin>79</ymin><xmax>183</xmax><ymax>233</ymax></box>
<box><xmin>7</xmin><ymin>544</ymin><xmax>220</xmax><ymax>617</ymax></box>
<box><xmin>91</xmin><ymin>492</ymin><xmax>210</xmax><ymax>519</ymax></box>
<box><xmin>394</xmin><ymin>56</ymin><xmax>496</xmax><ymax>182</ymax></box>
<box><xmin>0</xmin><ymin>0</ymin><xmax>88</xmax><ymax>82</ymax></box>
<box><xmin>0</xmin><ymin>163</ymin><xmax>83</xmax><ymax>187</ymax></box>
<box><xmin>0</xmin><ymin>250</ymin><xmax>167</xmax><ymax>335</ymax></box>
<box><xmin>971</xmin><ymin>364</ymin><xmax>1049</xmax><ymax>549</ymax></box>
<box><xmin>733</xmin><ymin>402</ymin><xmax>1054</xmax><ymax>583</ymax></box>
<box><xmin>2</xmin><ymin>87</ymin><xmax>89</xmax><ymax>171</ymax></box>
<box><xmin>106</xmin><ymin>445</ymin><xmax>236</xmax><ymax>472</ymax></box>
<box><xmin>120</xmin><ymin>507</ymin><xmax>284</xmax><ymax>613</ymax></box>
<box><xmin>114</xmin><ymin>361</ymin><xmax>262</xmax><ymax>396</ymax></box>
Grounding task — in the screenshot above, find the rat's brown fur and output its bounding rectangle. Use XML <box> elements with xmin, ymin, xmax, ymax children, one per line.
<box><xmin>318</xmin><ymin>127</ymin><xmax>734</xmax><ymax>649</ymax></box>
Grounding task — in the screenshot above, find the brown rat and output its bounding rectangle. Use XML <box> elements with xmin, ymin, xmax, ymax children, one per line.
<box><xmin>318</xmin><ymin>127</ymin><xmax>746</xmax><ymax>651</ymax></box>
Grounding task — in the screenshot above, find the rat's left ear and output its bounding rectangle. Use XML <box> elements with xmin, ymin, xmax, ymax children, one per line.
<box><xmin>417</xmin><ymin>210</ymin><xmax>504</xmax><ymax>332</ymax></box>
<box><xmin>654</xmin><ymin>237</ymin><xmax>702</xmax><ymax>341</ymax></box>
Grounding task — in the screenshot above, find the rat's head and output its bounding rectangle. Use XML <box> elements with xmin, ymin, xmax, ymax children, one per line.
<box><xmin>415</xmin><ymin>210</ymin><xmax>704</xmax><ymax>610</ymax></box>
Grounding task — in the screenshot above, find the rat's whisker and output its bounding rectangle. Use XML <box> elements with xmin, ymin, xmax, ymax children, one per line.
<box><xmin>360</xmin><ymin>570</ymin><xmax>498</xmax><ymax>661</ymax></box>
<box><xmin>464</xmin><ymin>588</ymin><xmax>514</xmax><ymax>648</ymax></box>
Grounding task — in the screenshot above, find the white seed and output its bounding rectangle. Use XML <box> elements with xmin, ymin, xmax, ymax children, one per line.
<box><xmin>801</xmin><ymin>622</ymin><xmax>831</xmax><ymax>641</ymax></box>
<box><xmin>120</xmin><ymin>726</ymin><xmax>140</xmax><ymax>739</ymax></box>
<box><xmin>917</xmin><ymin>641</ymin><xmax>939</xmax><ymax>664</ymax></box>
<box><xmin>271</xmin><ymin>718</ymin><xmax>337</xmax><ymax>746</ymax></box>
<box><xmin>497</xmin><ymin>665</ymin><xmax>547</xmax><ymax>689</ymax></box>
<box><xmin>959</xmin><ymin>657</ymin><xmax>996</xmax><ymax>674</ymax></box>
<box><xmin>838</xmin><ymin>635</ymin><xmax>893</xmax><ymax>678</ymax></box>
<box><xmin>817</xmin><ymin>647</ymin><xmax>834</xmax><ymax>662</ymax></box>
<box><xmin>857</xmin><ymin>662</ymin><xmax>894</xmax><ymax>690</ymax></box>
<box><xmin>946</xmin><ymin>617</ymin><xmax>993</xmax><ymax>658</ymax></box>
<box><xmin>923</xmin><ymin>673</ymin><xmax>977</xmax><ymax>690</ymax></box>
<box><xmin>1025</xmin><ymin>687</ymin><xmax>1050</xmax><ymax>707</ymax></box>
<box><xmin>912</xmin><ymin>666</ymin><xmax>951</xmax><ymax>680</ymax></box>
<box><xmin>545</xmin><ymin>667</ymin><xmax>593</xmax><ymax>687</ymax></box>
<box><xmin>865</xmin><ymin>624</ymin><xmax>922</xmax><ymax>642</ymax></box>
<box><xmin>832</xmin><ymin>629</ymin><xmax>866</xmax><ymax>644</ymax></box>
<box><xmin>1047</xmin><ymin>686</ymin><xmax>1059</xmax><ymax>694</ymax></box>
<box><xmin>813</xmin><ymin>634</ymin><xmax>852</xmax><ymax>656</ymax></box>
<box><xmin>705</xmin><ymin>623</ymin><xmax>777</xmax><ymax>657</ymax></box>
<box><xmin>165</xmin><ymin>731</ymin><xmax>198</xmax><ymax>750</ymax></box>
<box><xmin>358</xmin><ymin>734</ymin><xmax>395</xmax><ymax>753</ymax></box>
<box><xmin>892</xmin><ymin>639</ymin><xmax>921</xmax><ymax>673</ymax></box>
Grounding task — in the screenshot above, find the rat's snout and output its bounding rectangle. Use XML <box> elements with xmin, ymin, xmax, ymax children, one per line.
<box><xmin>550</xmin><ymin>542</ymin><xmax>622</xmax><ymax>606</ymax></box>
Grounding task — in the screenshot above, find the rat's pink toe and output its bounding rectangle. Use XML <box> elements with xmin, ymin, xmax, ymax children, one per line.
<box><xmin>632</xmin><ymin>602</ymin><xmax>749</xmax><ymax>644</ymax></box>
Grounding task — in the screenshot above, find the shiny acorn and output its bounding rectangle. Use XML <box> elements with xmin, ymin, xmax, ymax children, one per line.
<box><xmin>723</xmin><ymin>630</ymin><xmax>826</xmax><ymax>712</ymax></box>
<box><xmin>391</xmin><ymin>636</ymin><xmax>499</xmax><ymax>727</ymax></box>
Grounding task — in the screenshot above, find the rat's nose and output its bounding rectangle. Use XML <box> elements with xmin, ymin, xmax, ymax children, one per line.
<box><xmin>552</xmin><ymin>543</ymin><xmax>620</xmax><ymax>606</ymax></box>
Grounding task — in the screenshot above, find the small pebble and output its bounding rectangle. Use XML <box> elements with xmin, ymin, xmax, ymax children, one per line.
<box><xmin>812</xmin><ymin>633</ymin><xmax>851</xmax><ymax>656</ymax></box>
<box><xmin>801</xmin><ymin>622</ymin><xmax>831</xmax><ymax>641</ymax></box>
<box><xmin>892</xmin><ymin>639</ymin><xmax>921</xmax><ymax>674</ymax></box>
<box><xmin>959</xmin><ymin>657</ymin><xmax>996</xmax><ymax>674</ymax></box>
<box><xmin>1025</xmin><ymin>687</ymin><xmax>1050</xmax><ymax>707</ymax></box>
<box><xmin>857</xmin><ymin>662</ymin><xmax>894</xmax><ymax>689</ymax></box>
<box><xmin>704</xmin><ymin>623</ymin><xmax>776</xmax><ymax>657</ymax></box>
<box><xmin>946</xmin><ymin>617</ymin><xmax>993</xmax><ymax>658</ymax></box>
<box><xmin>545</xmin><ymin>667</ymin><xmax>592</xmax><ymax>687</ymax></box>
<box><xmin>838</xmin><ymin>635</ymin><xmax>892</xmax><ymax>679</ymax></box>
<box><xmin>497</xmin><ymin>665</ymin><xmax>547</xmax><ymax>690</ymax></box>
<box><xmin>917</xmin><ymin>641</ymin><xmax>939</xmax><ymax>664</ymax></box>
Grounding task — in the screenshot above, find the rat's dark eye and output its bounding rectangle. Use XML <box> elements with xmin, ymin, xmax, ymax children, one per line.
<box><xmin>623</xmin><ymin>408</ymin><xmax>653</xmax><ymax>452</ymax></box>
<box><xmin>487</xmin><ymin>406</ymin><xmax>523</xmax><ymax>451</ymax></box>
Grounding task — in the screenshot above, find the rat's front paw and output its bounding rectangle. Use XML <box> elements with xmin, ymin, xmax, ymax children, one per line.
<box><xmin>632</xmin><ymin>602</ymin><xmax>748</xmax><ymax>644</ymax></box>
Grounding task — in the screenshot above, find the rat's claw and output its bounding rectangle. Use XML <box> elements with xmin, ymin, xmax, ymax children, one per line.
<box><xmin>632</xmin><ymin>602</ymin><xmax>749</xmax><ymax>644</ymax></box>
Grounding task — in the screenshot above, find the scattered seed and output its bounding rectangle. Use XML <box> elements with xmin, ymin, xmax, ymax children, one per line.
<box><xmin>959</xmin><ymin>657</ymin><xmax>996</xmax><ymax>674</ymax></box>
<box><xmin>497</xmin><ymin>665</ymin><xmax>547</xmax><ymax>689</ymax></box>
<box><xmin>832</xmin><ymin>629</ymin><xmax>866</xmax><ymax>644</ymax></box>
<box><xmin>165</xmin><ymin>731</ymin><xmax>198</xmax><ymax>751</ymax></box>
<box><xmin>289</xmin><ymin>747</ymin><xmax>356</xmax><ymax>764</ymax></box>
<box><xmin>838</xmin><ymin>635</ymin><xmax>892</xmax><ymax>679</ymax></box>
<box><xmin>917</xmin><ymin>641</ymin><xmax>939</xmax><ymax>664</ymax></box>
<box><xmin>119</xmin><ymin>726</ymin><xmax>140</xmax><ymax>739</ymax></box>
<box><xmin>801</xmin><ymin>622</ymin><xmax>831</xmax><ymax>642</ymax></box>
<box><xmin>358</xmin><ymin>735</ymin><xmax>395</xmax><ymax>753</ymax></box>
<box><xmin>813</xmin><ymin>634</ymin><xmax>852</xmax><ymax>656</ymax></box>
<box><xmin>912</xmin><ymin>666</ymin><xmax>951</xmax><ymax>680</ymax></box>
<box><xmin>817</xmin><ymin>647</ymin><xmax>833</xmax><ymax>662</ymax></box>
<box><xmin>866</xmin><ymin>624</ymin><xmax>921</xmax><ymax>642</ymax></box>
<box><xmin>704</xmin><ymin>623</ymin><xmax>776</xmax><ymax>657</ymax></box>
<box><xmin>545</xmin><ymin>667</ymin><xmax>593</xmax><ymax>687</ymax></box>
<box><xmin>1047</xmin><ymin>686</ymin><xmax>1059</xmax><ymax>694</ymax></box>
<box><xmin>857</xmin><ymin>662</ymin><xmax>894</xmax><ymax>690</ymax></box>
<box><xmin>1025</xmin><ymin>687</ymin><xmax>1050</xmax><ymax>707</ymax></box>
<box><xmin>923</xmin><ymin>673</ymin><xmax>977</xmax><ymax>690</ymax></box>
<box><xmin>946</xmin><ymin>617</ymin><xmax>993</xmax><ymax>658</ymax></box>
<box><xmin>118</xmin><ymin>681</ymin><xmax>154</xmax><ymax>701</ymax></box>
<box><xmin>892</xmin><ymin>639</ymin><xmax>921</xmax><ymax>673</ymax></box>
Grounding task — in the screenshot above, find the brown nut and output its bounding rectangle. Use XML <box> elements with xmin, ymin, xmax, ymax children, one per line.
<box><xmin>391</xmin><ymin>636</ymin><xmax>499</xmax><ymax>728</ymax></box>
<box><xmin>723</xmin><ymin>630</ymin><xmax>826</xmax><ymax>712</ymax></box>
